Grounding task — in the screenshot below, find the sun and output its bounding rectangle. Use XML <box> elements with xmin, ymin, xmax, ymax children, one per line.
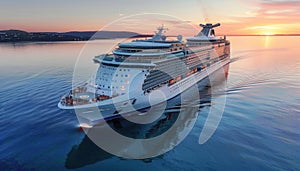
<box><xmin>262</xmin><ymin>32</ymin><xmax>275</xmax><ymax>36</ymax></box>
<box><xmin>245</xmin><ymin>25</ymin><xmax>281</xmax><ymax>36</ymax></box>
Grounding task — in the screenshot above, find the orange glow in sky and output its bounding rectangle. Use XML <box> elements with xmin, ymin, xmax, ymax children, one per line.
<box><xmin>0</xmin><ymin>0</ymin><xmax>299</xmax><ymax>35</ymax></box>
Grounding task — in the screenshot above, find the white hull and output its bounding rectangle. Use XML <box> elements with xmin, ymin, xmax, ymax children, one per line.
<box><xmin>58</xmin><ymin>58</ymin><xmax>230</xmax><ymax>125</ymax></box>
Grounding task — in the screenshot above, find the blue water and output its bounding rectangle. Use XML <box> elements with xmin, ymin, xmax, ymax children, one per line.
<box><xmin>0</xmin><ymin>37</ymin><xmax>299</xmax><ymax>170</ymax></box>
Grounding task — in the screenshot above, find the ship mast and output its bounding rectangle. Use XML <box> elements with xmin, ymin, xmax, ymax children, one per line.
<box><xmin>151</xmin><ymin>25</ymin><xmax>168</xmax><ymax>41</ymax></box>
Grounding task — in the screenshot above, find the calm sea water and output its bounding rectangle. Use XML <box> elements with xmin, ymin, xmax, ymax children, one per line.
<box><xmin>0</xmin><ymin>37</ymin><xmax>299</xmax><ymax>170</ymax></box>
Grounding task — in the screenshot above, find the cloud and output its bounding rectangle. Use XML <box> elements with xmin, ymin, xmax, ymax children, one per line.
<box><xmin>158</xmin><ymin>19</ymin><xmax>192</xmax><ymax>25</ymax></box>
<box><xmin>258</xmin><ymin>0</ymin><xmax>300</xmax><ymax>20</ymax></box>
<box><xmin>220</xmin><ymin>0</ymin><xmax>300</xmax><ymax>34</ymax></box>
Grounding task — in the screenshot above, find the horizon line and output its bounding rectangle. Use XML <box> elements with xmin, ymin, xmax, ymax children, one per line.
<box><xmin>1</xmin><ymin>29</ymin><xmax>300</xmax><ymax>36</ymax></box>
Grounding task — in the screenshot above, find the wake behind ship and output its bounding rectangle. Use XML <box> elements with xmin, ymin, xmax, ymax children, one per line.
<box><xmin>58</xmin><ymin>23</ymin><xmax>230</xmax><ymax>125</ymax></box>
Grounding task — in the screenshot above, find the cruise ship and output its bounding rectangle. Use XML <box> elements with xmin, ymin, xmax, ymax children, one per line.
<box><xmin>58</xmin><ymin>23</ymin><xmax>230</xmax><ymax>123</ymax></box>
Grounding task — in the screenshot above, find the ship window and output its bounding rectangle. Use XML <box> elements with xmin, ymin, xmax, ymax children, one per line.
<box><xmin>125</xmin><ymin>74</ymin><xmax>128</xmax><ymax>77</ymax></box>
<box><xmin>108</xmin><ymin>86</ymin><xmax>110</xmax><ymax>88</ymax></box>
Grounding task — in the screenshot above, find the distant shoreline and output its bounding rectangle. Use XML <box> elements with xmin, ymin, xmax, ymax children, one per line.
<box><xmin>1</xmin><ymin>29</ymin><xmax>299</xmax><ymax>43</ymax></box>
<box><xmin>0</xmin><ymin>29</ymin><xmax>152</xmax><ymax>43</ymax></box>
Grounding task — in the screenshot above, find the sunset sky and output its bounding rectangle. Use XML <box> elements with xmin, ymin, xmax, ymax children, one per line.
<box><xmin>1</xmin><ymin>0</ymin><xmax>300</xmax><ymax>35</ymax></box>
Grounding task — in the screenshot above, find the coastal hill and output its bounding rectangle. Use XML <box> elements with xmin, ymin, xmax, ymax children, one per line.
<box><xmin>1</xmin><ymin>30</ymin><xmax>299</xmax><ymax>42</ymax></box>
<box><xmin>0</xmin><ymin>30</ymin><xmax>151</xmax><ymax>42</ymax></box>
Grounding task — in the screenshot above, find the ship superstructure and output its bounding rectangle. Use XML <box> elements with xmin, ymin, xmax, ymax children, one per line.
<box><xmin>58</xmin><ymin>23</ymin><xmax>230</xmax><ymax>125</ymax></box>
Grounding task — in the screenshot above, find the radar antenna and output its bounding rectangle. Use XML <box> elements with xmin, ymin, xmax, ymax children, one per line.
<box><xmin>177</xmin><ymin>35</ymin><xmax>183</xmax><ymax>41</ymax></box>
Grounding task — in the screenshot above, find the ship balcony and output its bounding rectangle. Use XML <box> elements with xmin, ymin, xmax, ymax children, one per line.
<box><xmin>93</xmin><ymin>54</ymin><xmax>114</xmax><ymax>63</ymax></box>
<box><xmin>60</xmin><ymin>86</ymin><xmax>114</xmax><ymax>106</ymax></box>
<box><xmin>113</xmin><ymin>48</ymin><xmax>169</xmax><ymax>58</ymax></box>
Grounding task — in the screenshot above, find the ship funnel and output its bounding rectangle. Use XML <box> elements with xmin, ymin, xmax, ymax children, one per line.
<box><xmin>198</xmin><ymin>23</ymin><xmax>221</xmax><ymax>37</ymax></box>
<box><xmin>199</xmin><ymin>23</ymin><xmax>220</xmax><ymax>28</ymax></box>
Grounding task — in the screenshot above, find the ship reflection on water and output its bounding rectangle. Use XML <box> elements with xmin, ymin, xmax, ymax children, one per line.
<box><xmin>65</xmin><ymin>64</ymin><xmax>229</xmax><ymax>169</ymax></box>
